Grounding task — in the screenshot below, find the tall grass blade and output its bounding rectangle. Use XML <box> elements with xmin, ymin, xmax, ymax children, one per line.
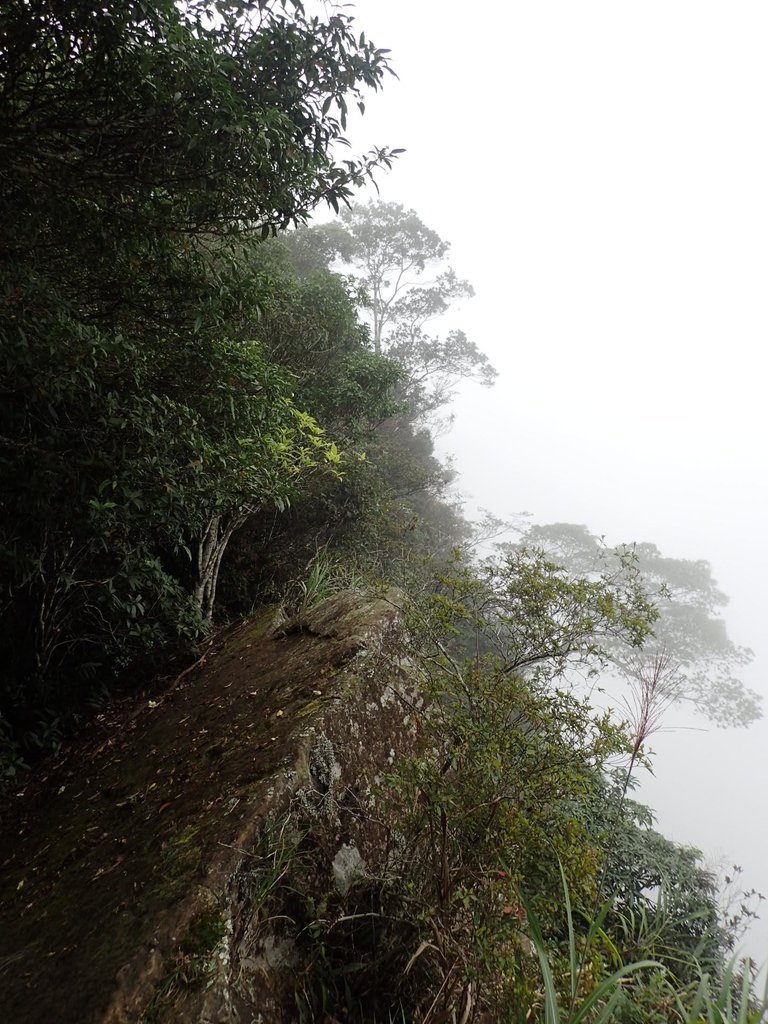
<box><xmin>520</xmin><ymin>863</ymin><xmax>662</xmax><ymax>1024</ymax></box>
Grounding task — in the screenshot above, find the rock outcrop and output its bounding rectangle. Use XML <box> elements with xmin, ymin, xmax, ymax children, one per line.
<box><xmin>0</xmin><ymin>590</ymin><xmax>417</xmax><ymax>1023</ymax></box>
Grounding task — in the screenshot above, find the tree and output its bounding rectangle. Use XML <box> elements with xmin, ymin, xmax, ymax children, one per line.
<box><xmin>0</xmin><ymin>0</ymin><xmax>397</xmax><ymax>763</ymax></box>
<box><xmin>336</xmin><ymin>202</ymin><xmax>458</xmax><ymax>355</ymax></box>
<box><xmin>297</xmin><ymin>202</ymin><xmax>496</xmax><ymax>423</ymax></box>
<box><xmin>0</xmin><ymin>0</ymin><xmax>397</xmax><ymax>241</ymax></box>
<box><xmin>211</xmin><ymin>225</ymin><xmax>489</xmax><ymax>613</ymax></box>
<box><xmin>235</xmin><ymin>236</ymin><xmax>404</xmax><ymax>434</ymax></box>
<box><xmin>213</xmin><ymin>235</ymin><xmax>475</xmax><ymax>612</ymax></box>
<box><xmin>512</xmin><ymin>523</ymin><xmax>761</xmax><ymax>727</ymax></box>
<box><xmin>416</xmin><ymin>546</ymin><xmax>656</xmax><ymax>685</ymax></box>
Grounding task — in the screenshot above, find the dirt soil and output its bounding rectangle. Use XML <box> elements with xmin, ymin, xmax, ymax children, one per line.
<box><xmin>0</xmin><ymin>592</ymin><xmax>404</xmax><ymax>1024</ymax></box>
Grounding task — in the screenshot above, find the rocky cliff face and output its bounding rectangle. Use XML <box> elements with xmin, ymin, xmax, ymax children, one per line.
<box><xmin>0</xmin><ymin>591</ymin><xmax>418</xmax><ymax>1023</ymax></box>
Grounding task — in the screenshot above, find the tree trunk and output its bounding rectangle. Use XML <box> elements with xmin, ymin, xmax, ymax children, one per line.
<box><xmin>193</xmin><ymin>509</ymin><xmax>251</xmax><ymax>621</ymax></box>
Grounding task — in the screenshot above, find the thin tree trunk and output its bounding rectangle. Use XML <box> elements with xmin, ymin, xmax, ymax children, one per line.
<box><xmin>194</xmin><ymin>509</ymin><xmax>251</xmax><ymax>621</ymax></box>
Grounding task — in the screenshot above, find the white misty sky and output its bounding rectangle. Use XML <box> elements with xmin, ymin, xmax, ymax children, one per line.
<box><xmin>336</xmin><ymin>0</ymin><xmax>768</xmax><ymax>965</ymax></box>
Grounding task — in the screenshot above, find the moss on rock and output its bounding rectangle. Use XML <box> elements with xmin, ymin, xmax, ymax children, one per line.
<box><xmin>0</xmin><ymin>590</ymin><xmax>412</xmax><ymax>1024</ymax></box>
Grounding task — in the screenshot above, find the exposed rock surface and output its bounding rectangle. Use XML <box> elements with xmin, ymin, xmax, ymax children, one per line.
<box><xmin>0</xmin><ymin>590</ymin><xmax>417</xmax><ymax>1023</ymax></box>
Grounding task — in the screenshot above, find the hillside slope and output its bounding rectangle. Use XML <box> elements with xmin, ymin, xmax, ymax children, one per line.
<box><xmin>0</xmin><ymin>591</ymin><xmax>413</xmax><ymax>1023</ymax></box>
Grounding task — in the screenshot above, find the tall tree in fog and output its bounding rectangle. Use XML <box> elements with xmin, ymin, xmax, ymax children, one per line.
<box><xmin>302</xmin><ymin>202</ymin><xmax>496</xmax><ymax>423</ymax></box>
<box><xmin>513</xmin><ymin>523</ymin><xmax>760</xmax><ymax>727</ymax></box>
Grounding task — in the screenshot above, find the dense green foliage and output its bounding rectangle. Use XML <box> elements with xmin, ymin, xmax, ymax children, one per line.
<box><xmin>0</xmin><ymin>0</ymin><xmax>398</xmax><ymax>766</ymax></box>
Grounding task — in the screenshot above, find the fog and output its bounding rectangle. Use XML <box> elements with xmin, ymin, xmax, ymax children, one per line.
<box><xmin>342</xmin><ymin>0</ymin><xmax>768</xmax><ymax>966</ymax></box>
